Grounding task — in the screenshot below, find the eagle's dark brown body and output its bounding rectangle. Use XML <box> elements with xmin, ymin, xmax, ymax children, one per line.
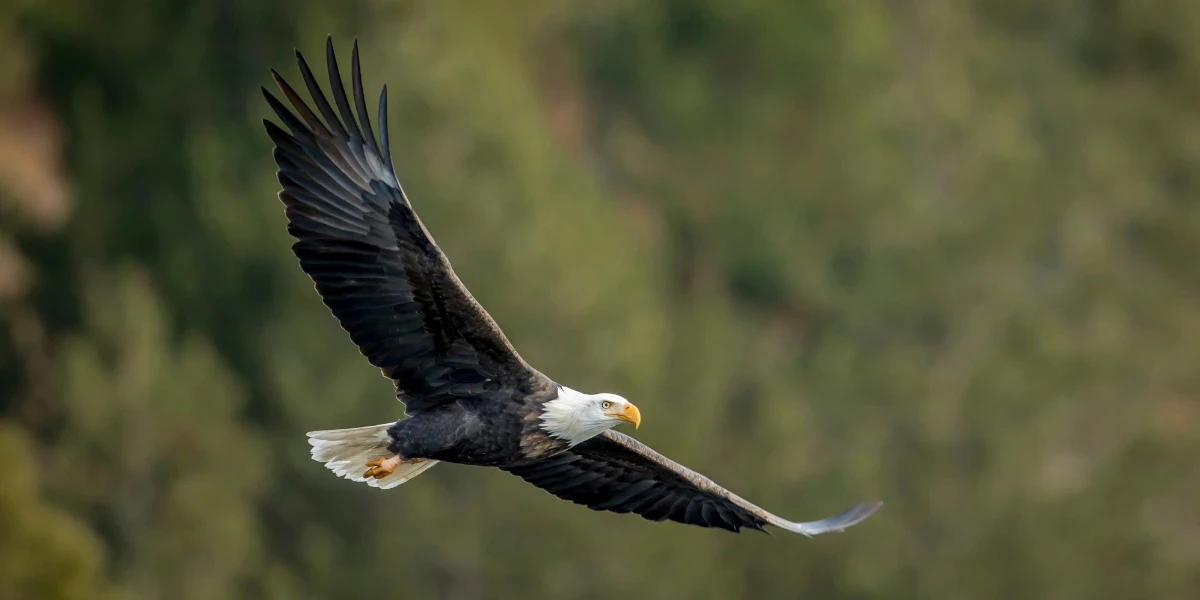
<box><xmin>387</xmin><ymin>385</ymin><xmax>565</xmax><ymax>467</ymax></box>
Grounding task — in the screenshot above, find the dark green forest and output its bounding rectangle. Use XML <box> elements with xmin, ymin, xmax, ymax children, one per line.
<box><xmin>2</xmin><ymin>1</ymin><xmax>1199</xmax><ymax>598</ymax></box>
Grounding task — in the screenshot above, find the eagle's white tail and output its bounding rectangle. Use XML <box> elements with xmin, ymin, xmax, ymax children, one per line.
<box><xmin>306</xmin><ymin>423</ymin><xmax>439</xmax><ymax>490</ymax></box>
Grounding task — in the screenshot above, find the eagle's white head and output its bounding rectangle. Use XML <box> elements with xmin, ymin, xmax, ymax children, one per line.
<box><xmin>540</xmin><ymin>386</ymin><xmax>642</xmax><ymax>446</ymax></box>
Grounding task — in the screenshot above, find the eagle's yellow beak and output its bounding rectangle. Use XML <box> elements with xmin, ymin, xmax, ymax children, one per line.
<box><xmin>612</xmin><ymin>402</ymin><xmax>641</xmax><ymax>429</ymax></box>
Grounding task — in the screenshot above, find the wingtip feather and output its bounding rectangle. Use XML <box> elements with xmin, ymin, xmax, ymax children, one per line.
<box><xmin>350</xmin><ymin>38</ymin><xmax>381</xmax><ymax>156</ymax></box>
<box><xmin>767</xmin><ymin>500</ymin><xmax>883</xmax><ymax>537</ymax></box>
<box><xmin>324</xmin><ymin>36</ymin><xmax>363</xmax><ymax>141</ymax></box>
<box><xmin>378</xmin><ymin>85</ymin><xmax>392</xmax><ymax>168</ymax></box>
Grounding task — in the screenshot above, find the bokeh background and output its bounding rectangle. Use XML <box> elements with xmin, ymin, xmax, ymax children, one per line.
<box><xmin>3</xmin><ymin>1</ymin><xmax>1199</xmax><ymax>599</ymax></box>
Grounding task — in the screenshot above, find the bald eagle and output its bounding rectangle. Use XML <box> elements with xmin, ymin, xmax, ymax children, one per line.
<box><xmin>262</xmin><ymin>38</ymin><xmax>881</xmax><ymax>536</ymax></box>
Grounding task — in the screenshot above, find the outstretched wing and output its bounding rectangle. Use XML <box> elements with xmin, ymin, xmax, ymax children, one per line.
<box><xmin>263</xmin><ymin>38</ymin><xmax>550</xmax><ymax>413</ymax></box>
<box><xmin>504</xmin><ymin>431</ymin><xmax>881</xmax><ymax>535</ymax></box>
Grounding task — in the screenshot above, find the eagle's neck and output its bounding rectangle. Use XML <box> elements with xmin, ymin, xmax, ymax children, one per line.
<box><xmin>539</xmin><ymin>386</ymin><xmax>611</xmax><ymax>446</ymax></box>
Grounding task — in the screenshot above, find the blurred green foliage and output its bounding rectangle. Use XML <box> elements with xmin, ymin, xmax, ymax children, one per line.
<box><xmin>2</xmin><ymin>1</ymin><xmax>1199</xmax><ymax>598</ymax></box>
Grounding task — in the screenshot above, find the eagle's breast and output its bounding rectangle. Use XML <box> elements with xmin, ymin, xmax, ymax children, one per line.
<box><xmin>517</xmin><ymin>390</ymin><xmax>571</xmax><ymax>461</ymax></box>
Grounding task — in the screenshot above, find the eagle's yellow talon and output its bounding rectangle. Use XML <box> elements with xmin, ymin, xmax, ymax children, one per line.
<box><xmin>363</xmin><ymin>455</ymin><xmax>403</xmax><ymax>479</ymax></box>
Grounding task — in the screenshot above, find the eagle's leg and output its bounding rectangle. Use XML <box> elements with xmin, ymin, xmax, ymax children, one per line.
<box><xmin>363</xmin><ymin>454</ymin><xmax>423</xmax><ymax>479</ymax></box>
<box><xmin>364</xmin><ymin>455</ymin><xmax>401</xmax><ymax>479</ymax></box>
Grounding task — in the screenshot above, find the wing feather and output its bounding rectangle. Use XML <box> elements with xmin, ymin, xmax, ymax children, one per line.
<box><xmin>350</xmin><ymin>41</ymin><xmax>383</xmax><ymax>158</ymax></box>
<box><xmin>505</xmin><ymin>431</ymin><xmax>882</xmax><ymax>535</ymax></box>
<box><xmin>263</xmin><ymin>37</ymin><xmax>551</xmax><ymax>413</ymax></box>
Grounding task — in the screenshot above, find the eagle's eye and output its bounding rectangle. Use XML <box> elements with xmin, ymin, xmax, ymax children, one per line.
<box><xmin>601</xmin><ymin>400</ymin><xmax>614</xmax><ymax>410</ymax></box>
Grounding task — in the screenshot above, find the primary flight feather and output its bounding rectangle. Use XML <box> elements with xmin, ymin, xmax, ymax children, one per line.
<box><xmin>263</xmin><ymin>37</ymin><xmax>881</xmax><ymax>535</ymax></box>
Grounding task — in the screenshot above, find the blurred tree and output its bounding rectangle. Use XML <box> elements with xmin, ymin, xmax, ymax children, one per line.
<box><xmin>0</xmin><ymin>423</ymin><xmax>121</xmax><ymax>600</ymax></box>
<box><xmin>51</xmin><ymin>266</ymin><xmax>270</xmax><ymax>600</ymax></box>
